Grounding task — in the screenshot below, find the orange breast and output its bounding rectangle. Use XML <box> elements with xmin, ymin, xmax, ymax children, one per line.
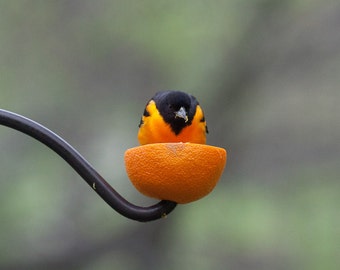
<box><xmin>138</xmin><ymin>100</ymin><xmax>207</xmax><ymax>145</ymax></box>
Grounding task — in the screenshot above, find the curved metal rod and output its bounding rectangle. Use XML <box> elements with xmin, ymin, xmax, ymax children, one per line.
<box><xmin>0</xmin><ymin>109</ymin><xmax>177</xmax><ymax>222</ymax></box>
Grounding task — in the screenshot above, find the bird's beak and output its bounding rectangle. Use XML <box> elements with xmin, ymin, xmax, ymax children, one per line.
<box><xmin>175</xmin><ymin>107</ymin><xmax>188</xmax><ymax>123</ymax></box>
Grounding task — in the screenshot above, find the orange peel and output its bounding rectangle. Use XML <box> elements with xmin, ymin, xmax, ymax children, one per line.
<box><xmin>124</xmin><ymin>143</ymin><xmax>227</xmax><ymax>204</ymax></box>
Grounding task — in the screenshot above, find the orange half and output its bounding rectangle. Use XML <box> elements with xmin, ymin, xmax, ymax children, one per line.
<box><xmin>124</xmin><ymin>143</ymin><xmax>227</xmax><ymax>204</ymax></box>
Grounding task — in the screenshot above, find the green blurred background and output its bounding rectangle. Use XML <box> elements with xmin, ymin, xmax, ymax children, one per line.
<box><xmin>0</xmin><ymin>1</ymin><xmax>339</xmax><ymax>269</ymax></box>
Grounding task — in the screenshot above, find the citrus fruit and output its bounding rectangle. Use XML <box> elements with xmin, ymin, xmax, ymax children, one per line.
<box><xmin>124</xmin><ymin>143</ymin><xmax>227</xmax><ymax>204</ymax></box>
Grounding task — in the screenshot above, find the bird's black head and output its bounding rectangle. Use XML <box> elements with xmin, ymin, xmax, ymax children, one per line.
<box><xmin>153</xmin><ymin>90</ymin><xmax>198</xmax><ymax>135</ymax></box>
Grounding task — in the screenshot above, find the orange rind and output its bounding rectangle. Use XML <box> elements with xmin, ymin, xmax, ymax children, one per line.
<box><xmin>124</xmin><ymin>143</ymin><xmax>227</xmax><ymax>204</ymax></box>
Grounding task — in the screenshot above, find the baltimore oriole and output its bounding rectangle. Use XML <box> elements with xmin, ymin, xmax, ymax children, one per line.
<box><xmin>138</xmin><ymin>90</ymin><xmax>208</xmax><ymax>145</ymax></box>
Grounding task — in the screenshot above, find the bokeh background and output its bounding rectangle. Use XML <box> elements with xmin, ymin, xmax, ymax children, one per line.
<box><xmin>0</xmin><ymin>1</ymin><xmax>339</xmax><ymax>269</ymax></box>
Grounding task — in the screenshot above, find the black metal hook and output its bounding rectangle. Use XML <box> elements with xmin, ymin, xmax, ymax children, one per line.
<box><xmin>0</xmin><ymin>109</ymin><xmax>177</xmax><ymax>222</ymax></box>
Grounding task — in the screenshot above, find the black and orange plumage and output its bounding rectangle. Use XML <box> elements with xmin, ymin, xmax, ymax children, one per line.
<box><xmin>138</xmin><ymin>90</ymin><xmax>208</xmax><ymax>145</ymax></box>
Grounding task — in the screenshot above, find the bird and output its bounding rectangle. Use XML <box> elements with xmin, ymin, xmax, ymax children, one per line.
<box><xmin>138</xmin><ymin>90</ymin><xmax>208</xmax><ymax>145</ymax></box>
